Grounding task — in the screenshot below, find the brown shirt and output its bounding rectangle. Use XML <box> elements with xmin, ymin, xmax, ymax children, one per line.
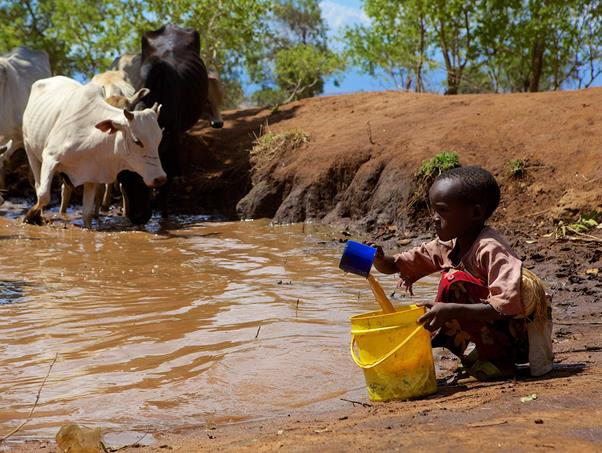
<box><xmin>393</xmin><ymin>226</ymin><xmax>523</xmax><ymax>316</ymax></box>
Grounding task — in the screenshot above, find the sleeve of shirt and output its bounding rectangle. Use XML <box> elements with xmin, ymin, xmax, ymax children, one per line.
<box><xmin>476</xmin><ymin>241</ymin><xmax>524</xmax><ymax>316</ymax></box>
<box><xmin>393</xmin><ymin>239</ymin><xmax>449</xmax><ymax>285</ymax></box>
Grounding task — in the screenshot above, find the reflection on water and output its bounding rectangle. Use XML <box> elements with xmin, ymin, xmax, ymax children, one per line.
<box><xmin>0</xmin><ymin>280</ymin><xmax>34</xmax><ymax>305</ymax></box>
<box><xmin>0</xmin><ymin>209</ymin><xmax>438</xmax><ymax>439</ymax></box>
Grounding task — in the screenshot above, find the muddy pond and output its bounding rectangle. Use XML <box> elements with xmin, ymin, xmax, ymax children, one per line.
<box><xmin>0</xmin><ymin>203</ymin><xmax>439</xmax><ymax>441</ymax></box>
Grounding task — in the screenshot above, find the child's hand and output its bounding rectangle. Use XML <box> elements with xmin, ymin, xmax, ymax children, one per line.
<box><xmin>363</xmin><ymin>241</ymin><xmax>384</xmax><ymax>263</ymax></box>
<box><xmin>363</xmin><ymin>241</ymin><xmax>398</xmax><ymax>274</ymax></box>
<box><xmin>417</xmin><ymin>302</ymin><xmax>458</xmax><ymax>332</ymax></box>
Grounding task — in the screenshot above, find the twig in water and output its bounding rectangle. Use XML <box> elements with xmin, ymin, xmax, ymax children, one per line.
<box><xmin>467</xmin><ymin>420</ymin><xmax>508</xmax><ymax>428</ymax></box>
<box><xmin>108</xmin><ymin>432</ymin><xmax>150</xmax><ymax>452</ymax></box>
<box><xmin>366</xmin><ymin>121</ymin><xmax>375</xmax><ymax>145</ymax></box>
<box><xmin>0</xmin><ymin>352</ymin><xmax>59</xmax><ymax>442</ymax></box>
<box><xmin>255</xmin><ymin>325</ymin><xmax>262</xmax><ymax>339</ymax></box>
<box><xmin>340</xmin><ymin>398</ymin><xmax>372</xmax><ymax>408</ymax></box>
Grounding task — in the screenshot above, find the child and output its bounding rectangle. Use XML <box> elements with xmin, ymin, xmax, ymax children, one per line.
<box><xmin>373</xmin><ymin>166</ymin><xmax>553</xmax><ymax>380</ymax></box>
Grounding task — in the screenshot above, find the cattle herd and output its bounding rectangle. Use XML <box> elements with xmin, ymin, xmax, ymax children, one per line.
<box><xmin>0</xmin><ymin>24</ymin><xmax>224</xmax><ymax>228</ymax></box>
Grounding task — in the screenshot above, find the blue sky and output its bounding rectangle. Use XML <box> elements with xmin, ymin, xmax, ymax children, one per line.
<box><xmin>319</xmin><ymin>0</ymin><xmax>386</xmax><ymax>94</ymax></box>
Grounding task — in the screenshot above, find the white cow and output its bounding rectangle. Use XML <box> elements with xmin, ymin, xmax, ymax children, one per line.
<box><xmin>0</xmin><ymin>46</ymin><xmax>51</xmax><ymax>187</ymax></box>
<box><xmin>91</xmin><ymin>69</ymin><xmax>136</xmax><ymax>98</ymax></box>
<box><xmin>112</xmin><ymin>53</ymin><xmax>225</xmax><ymax>128</ymax></box>
<box><xmin>59</xmin><ymin>71</ymin><xmax>149</xmax><ymax>215</ymax></box>
<box><xmin>22</xmin><ymin>76</ymin><xmax>166</xmax><ymax>228</ymax></box>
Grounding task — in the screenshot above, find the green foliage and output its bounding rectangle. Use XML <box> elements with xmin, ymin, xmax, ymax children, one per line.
<box><xmin>555</xmin><ymin>211</ymin><xmax>601</xmax><ymax>238</ymax></box>
<box><xmin>344</xmin><ymin>0</ymin><xmax>431</xmax><ymax>91</ymax></box>
<box><xmin>0</xmin><ymin>0</ymin><xmax>270</xmax><ymax>82</ymax></box>
<box><xmin>416</xmin><ymin>152</ymin><xmax>461</xmax><ymax>181</ymax></box>
<box><xmin>476</xmin><ymin>0</ymin><xmax>602</xmax><ymax>92</ymax></box>
<box><xmin>344</xmin><ymin>0</ymin><xmax>602</xmax><ymax>93</ymax></box>
<box><xmin>249</xmin><ymin>0</ymin><xmax>345</xmax><ymax>106</ymax></box>
<box><xmin>409</xmin><ymin>151</ymin><xmax>461</xmax><ymax>212</ymax></box>
<box><xmin>274</xmin><ymin>44</ymin><xmax>344</xmax><ymax>101</ymax></box>
<box><xmin>508</xmin><ymin>159</ymin><xmax>525</xmax><ymax>177</ymax></box>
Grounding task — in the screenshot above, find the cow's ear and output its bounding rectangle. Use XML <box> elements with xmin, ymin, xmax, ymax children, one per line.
<box><xmin>95</xmin><ymin>120</ymin><xmax>118</xmax><ymax>134</ymax></box>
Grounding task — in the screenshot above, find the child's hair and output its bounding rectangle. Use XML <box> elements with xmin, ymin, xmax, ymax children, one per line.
<box><xmin>435</xmin><ymin>166</ymin><xmax>500</xmax><ymax>219</ymax></box>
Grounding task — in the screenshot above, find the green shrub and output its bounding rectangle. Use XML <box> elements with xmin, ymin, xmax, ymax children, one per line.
<box><xmin>508</xmin><ymin>159</ymin><xmax>525</xmax><ymax>177</ymax></box>
<box><xmin>416</xmin><ymin>152</ymin><xmax>461</xmax><ymax>181</ymax></box>
<box><xmin>409</xmin><ymin>151</ymin><xmax>461</xmax><ymax>212</ymax></box>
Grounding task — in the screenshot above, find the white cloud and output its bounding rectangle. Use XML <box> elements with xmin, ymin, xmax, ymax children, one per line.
<box><xmin>320</xmin><ymin>1</ymin><xmax>370</xmax><ymax>34</ymax></box>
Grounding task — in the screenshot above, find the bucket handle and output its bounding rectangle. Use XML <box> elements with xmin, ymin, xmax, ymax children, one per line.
<box><xmin>350</xmin><ymin>325</ymin><xmax>424</xmax><ymax>369</ymax></box>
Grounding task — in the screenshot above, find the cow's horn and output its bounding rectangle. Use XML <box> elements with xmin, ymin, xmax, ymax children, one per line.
<box><xmin>0</xmin><ymin>139</ymin><xmax>13</xmax><ymax>154</ymax></box>
<box><xmin>123</xmin><ymin>109</ymin><xmax>134</xmax><ymax>121</ymax></box>
<box><xmin>152</xmin><ymin>103</ymin><xmax>162</xmax><ymax>117</ymax></box>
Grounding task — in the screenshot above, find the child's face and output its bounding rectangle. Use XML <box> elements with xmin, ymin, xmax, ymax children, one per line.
<box><xmin>428</xmin><ymin>178</ymin><xmax>483</xmax><ymax>241</ymax></box>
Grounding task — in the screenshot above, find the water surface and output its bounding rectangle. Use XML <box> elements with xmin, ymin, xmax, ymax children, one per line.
<box><xmin>0</xmin><ymin>208</ymin><xmax>438</xmax><ymax>438</ymax></box>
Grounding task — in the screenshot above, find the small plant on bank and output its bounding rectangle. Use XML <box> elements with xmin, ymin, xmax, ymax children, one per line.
<box><xmin>508</xmin><ymin>159</ymin><xmax>525</xmax><ymax>177</ymax></box>
<box><xmin>409</xmin><ymin>151</ymin><xmax>461</xmax><ymax>212</ymax></box>
<box><xmin>250</xmin><ymin>126</ymin><xmax>310</xmax><ymax>170</ymax></box>
<box><xmin>555</xmin><ymin>211</ymin><xmax>602</xmax><ymax>239</ymax></box>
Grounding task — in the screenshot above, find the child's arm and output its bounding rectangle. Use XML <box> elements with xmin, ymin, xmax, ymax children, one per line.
<box><xmin>417</xmin><ymin>301</ymin><xmax>503</xmax><ymax>331</ymax></box>
<box><xmin>372</xmin><ymin>246</ymin><xmax>399</xmax><ymax>274</ymax></box>
<box><xmin>370</xmin><ymin>239</ymin><xmax>451</xmax><ymax>280</ymax></box>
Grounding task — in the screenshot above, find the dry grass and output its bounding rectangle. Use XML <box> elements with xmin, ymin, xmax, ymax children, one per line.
<box><xmin>250</xmin><ymin>126</ymin><xmax>310</xmax><ymax>170</ymax></box>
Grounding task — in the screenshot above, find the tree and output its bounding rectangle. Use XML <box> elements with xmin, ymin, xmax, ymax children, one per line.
<box><xmin>426</xmin><ymin>0</ymin><xmax>480</xmax><ymax>94</ymax></box>
<box><xmin>344</xmin><ymin>0</ymin><xmax>602</xmax><ymax>94</ymax></box>
<box><xmin>477</xmin><ymin>0</ymin><xmax>602</xmax><ymax>92</ymax></box>
<box><xmin>345</xmin><ymin>0</ymin><xmax>431</xmax><ymax>92</ymax></box>
<box><xmin>250</xmin><ymin>0</ymin><xmax>345</xmax><ymax>105</ymax></box>
<box><xmin>0</xmin><ymin>0</ymin><xmax>271</xmax><ymax>87</ymax></box>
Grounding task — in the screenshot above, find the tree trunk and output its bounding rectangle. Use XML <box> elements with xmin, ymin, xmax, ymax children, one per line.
<box><xmin>529</xmin><ymin>37</ymin><xmax>545</xmax><ymax>92</ymax></box>
<box><xmin>415</xmin><ymin>16</ymin><xmax>426</xmax><ymax>93</ymax></box>
<box><xmin>438</xmin><ymin>20</ymin><xmax>458</xmax><ymax>95</ymax></box>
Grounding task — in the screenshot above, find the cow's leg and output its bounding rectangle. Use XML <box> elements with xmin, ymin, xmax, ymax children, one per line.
<box><xmin>119</xmin><ymin>182</ymin><xmax>129</xmax><ymax>218</ymax></box>
<box><xmin>157</xmin><ymin>179</ymin><xmax>172</xmax><ymax>219</ymax></box>
<box><xmin>25</xmin><ymin>152</ymin><xmax>42</xmax><ymax>191</ymax></box>
<box><xmin>82</xmin><ymin>183</ymin><xmax>97</xmax><ymax>228</ymax></box>
<box><xmin>93</xmin><ymin>183</ymin><xmax>104</xmax><ymax>218</ymax></box>
<box><xmin>101</xmin><ymin>183</ymin><xmax>112</xmax><ymax>210</ymax></box>
<box><xmin>60</xmin><ymin>182</ymin><xmax>73</xmax><ymax>214</ymax></box>
<box><xmin>0</xmin><ymin>140</ymin><xmax>20</xmax><ymax>189</ymax></box>
<box><xmin>24</xmin><ymin>158</ymin><xmax>57</xmax><ymax>225</ymax></box>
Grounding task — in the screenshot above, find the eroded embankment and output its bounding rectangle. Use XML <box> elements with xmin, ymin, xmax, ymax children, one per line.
<box><xmin>176</xmin><ymin>89</ymin><xmax>602</xmax><ymax>234</ymax></box>
<box><xmin>4</xmin><ymin>89</ymin><xmax>601</xmax><ymax>228</ymax></box>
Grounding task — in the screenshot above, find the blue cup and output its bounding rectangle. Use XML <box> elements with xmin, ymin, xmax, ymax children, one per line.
<box><xmin>339</xmin><ymin>240</ymin><xmax>377</xmax><ymax>278</ymax></box>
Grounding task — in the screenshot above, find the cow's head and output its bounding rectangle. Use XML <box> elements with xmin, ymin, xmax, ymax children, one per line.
<box><xmin>95</xmin><ymin>102</ymin><xmax>166</xmax><ymax>189</ymax></box>
<box><xmin>105</xmin><ymin>87</ymin><xmax>150</xmax><ymax>110</ymax></box>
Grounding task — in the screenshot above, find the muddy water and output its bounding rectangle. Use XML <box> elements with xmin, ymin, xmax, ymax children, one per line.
<box><xmin>0</xmin><ymin>207</ymin><xmax>438</xmax><ymax>439</ymax></box>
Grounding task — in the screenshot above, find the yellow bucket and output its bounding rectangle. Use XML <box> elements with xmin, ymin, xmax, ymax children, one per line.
<box><xmin>350</xmin><ymin>305</ymin><xmax>437</xmax><ymax>401</ymax></box>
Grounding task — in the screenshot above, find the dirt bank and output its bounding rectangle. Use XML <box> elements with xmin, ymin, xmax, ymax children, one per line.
<box><xmin>4</xmin><ymin>88</ymin><xmax>601</xmax><ymax>226</ymax></box>
<box><xmin>213</xmin><ymin>89</ymin><xmax>600</xmax><ymax>229</ymax></box>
